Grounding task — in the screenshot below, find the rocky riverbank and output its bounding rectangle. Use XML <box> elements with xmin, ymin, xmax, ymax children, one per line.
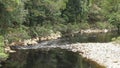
<box><xmin>80</xmin><ymin>29</ymin><xmax>109</xmax><ymax>34</ymax></box>
<box><xmin>10</xmin><ymin>42</ymin><xmax>120</xmax><ymax>68</ymax></box>
<box><xmin>4</xmin><ymin>29</ymin><xmax>120</xmax><ymax>68</ymax></box>
<box><xmin>69</xmin><ymin>43</ymin><xmax>120</xmax><ymax>68</ymax></box>
<box><xmin>5</xmin><ymin>29</ymin><xmax>112</xmax><ymax>52</ymax></box>
<box><xmin>7</xmin><ymin>29</ymin><xmax>111</xmax><ymax>47</ymax></box>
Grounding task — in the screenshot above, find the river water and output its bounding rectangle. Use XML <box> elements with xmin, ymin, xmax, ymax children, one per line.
<box><xmin>2</xmin><ymin>49</ymin><xmax>105</xmax><ymax>68</ymax></box>
<box><xmin>62</xmin><ymin>31</ymin><xmax>119</xmax><ymax>43</ymax></box>
<box><xmin>1</xmin><ymin>31</ymin><xmax>119</xmax><ymax>68</ymax></box>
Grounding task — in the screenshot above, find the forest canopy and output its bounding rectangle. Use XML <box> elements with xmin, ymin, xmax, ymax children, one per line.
<box><xmin>0</xmin><ymin>0</ymin><xmax>120</xmax><ymax>42</ymax></box>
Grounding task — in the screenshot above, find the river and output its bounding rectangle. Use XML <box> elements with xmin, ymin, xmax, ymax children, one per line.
<box><xmin>1</xmin><ymin>31</ymin><xmax>119</xmax><ymax>68</ymax></box>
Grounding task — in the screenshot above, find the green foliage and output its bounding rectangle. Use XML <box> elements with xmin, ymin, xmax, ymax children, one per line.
<box><xmin>0</xmin><ymin>36</ymin><xmax>8</xmax><ymax>60</ymax></box>
<box><xmin>62</xmin><ymin>0</ymin><xmax>90</xmax><ymax>23</ymax></box>
<box><xmin>53</xmin><ymin>23</ymin><xmax>79</xmax><ymax>34</ymax></box>
<box><xmin>53</xmin><ymin>23</ymin><xmax>90</xmax><ymax>34</ymax></box>
<box><xmin>0</xmin><ymin>0</ymin><xmax>120</xmax><ymax>63</ymax></box>
<box><xmin>6</xmin><ymin>28</ymin><xmax>30</xmax><ymax>43</ymax></box>
<box><xmin>0</xmin><ymin>53</ymin><xmax>8</xmax><ymax>60</ymax></box>
<box><xmin>99</xmin><ymin>0</ymin><xmax>120</xmax><ymax>27</ymax></box>
<box><xmin>67</xmin><ymin>23</ymin><xmax>79</xmax><ymax>33</ymax></box>
<box><xmin>28</xmin><ymin>27</ymin><xmax>39</xmax><ymax>38</ymax></box>
<box><xmin>78</xmin><ymin>23</ymin><xmax>90</xmax><ymax>29</ymax></box>
<box><xmin>0</xmin><ymin>36</ymin><xmax>4</xmax><ymax>53</ymax></box>
<box><xmin>0</xmin><ymin>0</ymin><xmax>120</xmax><ymax>44</ymax></box>
<box><xmin>53</xmin><ymin>24</ymin><xmax>68</xmax><ymax>34</ymax></box>
<box><xmin>96</xmin><ymin>22</ymin><xmax>115</xmax><ymax>29</ymax></box>
<box><xmin>108</xmin><ymin>13</ymin><xmax>120</xmax><ymax>26</ymax></box>
<box><xmin>112</xmin><ymin>36</ymin><xmax>120</xmax><ymax>44</ymax></box>
<box><xmin>0</xmin><ymin>0</ymin><xmax>27</xmax><ymax>30</ymax></box>
<box><xmin>35</xmin><ymin>26</ymin><xmax>52</xmax><ymax>37</ymax></box>
<box><xmin>24</xmin><ymin>0</ymin><xmax>67</xmax><ymax>26</ymax></box>
<box><xmin>28</xmin><ymin>25</ymin><xmax>55</xmax><ymax>37</ymax></box>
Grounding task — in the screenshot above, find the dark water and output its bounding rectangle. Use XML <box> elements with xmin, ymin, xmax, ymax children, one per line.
<box><xmin>35</xmin><ymin>31</ymin><xmax>120</xmax><ymax>46</ymax></box>
<box><xmin>1</xmin><ymin>49</ymin><xmax>104</xmax><ymax>68</ymax></box>
<box><xmin>1</xmin><ymin>31</ymin><xmax>119</xmax><ymax>68</ymax></box>
<box><xmin>62</xmin><ymin>31</ymin><xmax>119</xmax><ymax>43</ymax></box>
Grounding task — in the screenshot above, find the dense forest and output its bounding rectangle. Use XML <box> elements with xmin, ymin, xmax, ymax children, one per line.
<box><xmin>0</xmin><ymin>0</ymin><xmax>120</xmax><ymax>58</ymax></box>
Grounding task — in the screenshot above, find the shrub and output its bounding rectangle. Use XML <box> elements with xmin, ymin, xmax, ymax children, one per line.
<box><xmin>53</xmin><ymin>23</ymin><xmax>90</xmax><ymax>34</ymax></box>
<box><xmin>28</xmin><ymin>27</ymin><xmax>38</xmax><ymax>38</ymax></box>
<box><xmin>112</xmin><ymin>36</ymin><xmax>120</xmax><ymax>44</ymax></box>
<box><xmin>0</xmin><ymin>53</ymin><xmax>8</xmax><ymax>60</ymax></box>
<box><xmin>78</xmin><ymin>23</ymin><xmax>90</xmax><ymax>29</ymax></box>
<box><xmin>34</xmin><ymin>25</ymin><xmax>54</xmax><ymax>37</ymax></box>
<box><xmin>0</xmin><ymin>36</ymin><xmax>4</xmax><ymax>53</ymax></box>
<box><xmin>0</xmin><ymin>36</ymin><xmax>8</xmax><ymax>61</ymax></box>
<box><xmin>53</xmin><ymin>24</ymin><xmax>67</xmax><ymax>34</ymax></box>
<box><xmin>96</xmin><ymin>22</ymin><xmax>114</xmax><ymax>29</ymax></box>
<box><xmin>6</xmin><ymin>28</ymin><xmax>30</xmax><ymax>43</ymax></box>
<box><xmin>66</xmin><ymin>23</ymin><xmax>79</xmax><ymax>33</ymax></box>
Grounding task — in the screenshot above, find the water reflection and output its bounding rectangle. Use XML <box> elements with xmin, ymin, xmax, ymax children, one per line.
<box><xmin>63</xmin><ymin>31</ymin><xmax>119</xmax><ymax>43</ymax></box>
<box><xmin>2</xmin><ymin>49</ymin><xmax>101</xmax><ymax>68</ymax></box>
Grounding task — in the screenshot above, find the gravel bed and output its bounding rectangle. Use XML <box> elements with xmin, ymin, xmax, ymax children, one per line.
<box><xmin>70</xmin><ymin>43</ymin><xmax>120</xmax><ymax>68</ymax></box>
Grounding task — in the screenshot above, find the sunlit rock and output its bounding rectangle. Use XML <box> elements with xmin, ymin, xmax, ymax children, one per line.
<box><xmin>5</xmin><ymin>46</ymin><xmax>16</xmax><ymax>53</ymax></box>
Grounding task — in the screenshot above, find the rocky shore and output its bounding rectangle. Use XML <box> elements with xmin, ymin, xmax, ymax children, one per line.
<box><xmin>4</xmin><ymin>29</ymin><xmax>119</xmax><ymax>68</ymax></box>
<box><xmin>80</xmin><ymin>29</ymin><xmax>109</xmax><ymax>34</ymax></box>
<box><xmin>69</xmin><ymin>43</ymin><xmax>120</xmax><ymax>68</ymax></box>
<box><xmin>10</xmin><ymin>42</ymin><xmax>120</xmax><ymax>68</ymax></box>
<box><xmin>6</xmin><ymin>29</ymin><xmax>111</xmax><ymax>47</ymax></box>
